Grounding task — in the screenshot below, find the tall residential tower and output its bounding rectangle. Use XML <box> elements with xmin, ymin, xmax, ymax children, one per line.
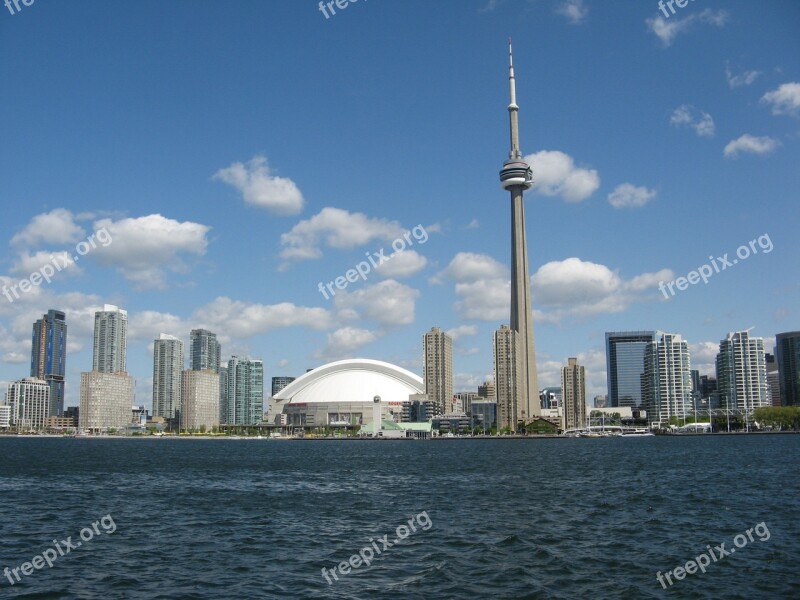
<box><xmin>92</xmin><ymin>304</ymin><xmax>128</xmax><ymax>373</ymax></box>
<box><xmin>423</xmin><ymin>327</ymin><xmax>453</xmax><ymax>416</ymax></box>
<box><xmin>190</xmin><ymin>329</ymin><xmax>221</xmax><ymax>373</ymax></box>
<box><xmin>152</xmin><ymin>334</ymin><xmax>184</xmax><ymax>420</ymax></box>
<box><xmin>716</xmin><ymin>331</ymin><xmax>769</xmax><ymax>412</ymax></box>
<box><xmin>31</xmin><ymin>309</ymin><xmax>67</xmax><ymax>416</ymax></box>
<box><xmin>561</xmin><ymin>358</ymin><xmax>586</xmax><ymax>431</ymax></box>
<box><xmin>499</xmin><ymin>41</ymin><xmax>538</xmax><ymax>421</ymax></box>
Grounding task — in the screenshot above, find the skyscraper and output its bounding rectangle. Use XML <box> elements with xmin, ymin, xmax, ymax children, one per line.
<box><xmin>80</xmin><ymin>304</ymin><xmax>134</xmax><ymax>432</ymax></box>
<box><xmin>423</xmin><ymin>327</ymin><xmax>453</xmax><ymax>416</ymax></box>
<box><xmin>223</xmin><ymin>356</ymin><xmax>264</xmax><ymax>425</ymax></box>
<box><xmin>642</xmin><ymin>333</ymin><xmax>692</xmax><ymax>425</ymax></box>
<box><xmin>31</xmin><ymin>309</ymin><xmax>67</xmax><ymax>416</ymax></box>
<box><xmin>152</xmin><ymin>334</ymin><xmax>184</xmax><ymax>420</ymax></box>
<box><xmin>92</xmin><ymin>304</ymin><xmax>128</xmax><ymax>373</ymax></box>
<box><xmin>561</xmin><ymin>358</ymin><xmax>586</xmax><ymax>431</ymax></box>
<box><xmin>494</xmin><ymin>324</ymin><xmax>521</xmax><ymax>431</ymax></box>
<box><xmin>716</xmin><ymin>331</ymin><xmax>769</xmax><ymax>413</ymax></box>
<box><xmin>499</xmin><ymin>41</ymin><xmax>539</xmax><ymax>421</ymax></box>
<box><xmin>776</xmin><ymin>331</ymin><xmax>800</xmax><ymax>406</ymax></box>
<box><xmin>605</xmin><ymin>331</ymin><xmax>660</xmax><ymax>408</ymax></box>
<box><xmin>190</xmin><ymin>329</ymin><xmax>221</xmax><ymax>373</ymax></box>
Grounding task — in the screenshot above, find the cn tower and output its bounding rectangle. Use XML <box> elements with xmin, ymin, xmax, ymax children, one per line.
<box><xmin>499</xmin><ymin>40</ymin><xmax>539</xmax><ymax>424</ymax></box>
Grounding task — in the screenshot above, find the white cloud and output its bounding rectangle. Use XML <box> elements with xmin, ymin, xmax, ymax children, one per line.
<box><xmin>10</xmin><ymin>208</ymin><xmax>86</xmax><ymax>248</ymax></box>
<box><xmin>318</xmin><ymin>327</ymin><xmax>380</xmax><ymax>359</ymax></box>
<box><xmin>0</xmin><ymin>273</ymin><xmax>46</xmax><ymax>308</ymax></box>
<box><xmin>761</xmin><ymin>82</ymin><xmax>800</xmax><ymax>116</ymax></box>
<box><xmin>436</xmin><ymin>253</ymin><xmax>509</xmax><ymax>321</ymax></box>
<box><xmin>689</xmin><ymin>341</ymin><xmax>719</xmax><ymax>375</ymax></box>
<box><xmin>608</xmin><ymin>183</ymin><xmax>657</xmax><ymax>209</ymax></box>
<box><xmin>465</xmin><ymin>219</ymin><xmax>480</xmax><ymax>230</ymax></box>
<box><xmin>524</xmin><ymin>150</ymin><xmax>600</xmax><ymax>202</ymax></box>
<box><xmin>455</xmin><ymin>279</ymin><xmax>511</xmax><ymax>321</ymax></box>
<box><xmin>127</xmin><ymin>310</ymin><xmax>187</xmax><ymax>342</ymax></box>
<box><xmin>646</xmin><ymin>9</ymin><xmax>728</xmax><ymax>47</ymax></box>
<box><xmin>0</xmin><ymin>324</ymin><xmax>29</xmax><ymax>364</ymax></box>
<box><xmin>436</xmin><ymin>252</ymin><xmax>507</xmax><ymax>283</ymax></box>
<box><xmin>375</xmin><ymin>250</ymin><xmax>428</xmax><ymax>279</ymax></box>
<box><xmin>192</xmin><ymin>297</ymin><xmax>333</xmax><ymax>340</ymax></box>
<box><xmin>213</xmin><ymin>155</ymin><xmax>304</xmax><ymax>215</ymax></box>
<box><xmin>725</xmin><ymin>62</ymin><xmax>761</xmax><ymax>88</ymax></box>
<box><xmin>280</xmin><ymin>207</ymin><xmax>406</xmax><ymax>262</ymax></box>
<box><xmin>91</xmin><ymin>214</ymin><xmax>211</xmax><ymax>289</ymax></box>
<box><xmin>334</xmin><ymin>280</ymin><xmax>419</xmax><ymax>326</ymax></box>
<box><xmin>723</xmin><ymin>134</ymin><xmax>781</xmax><ymax>158</ymax></box>
<box><xmin>554</xmin><ymin>0</ymin><xmax>588</xmax><ymax>25</ymax></box>
<box><xmin>669</xmin><ymin>104</ymin><xmax>715</xmax><ymax>137</ymax></box>
<box><xmin>532</xmin><ymin>258</ymin><xmax>675</xmax><ymax>324</ymax></box>
<box><xmin>10</xmin><ymin>250</ymin><xmax>82</xmax><ymax>278</ymax></box>
<box><xmin>446</xmin><ymin>324</ymin><xmax>478</xmax><ymax>342</ymax></box>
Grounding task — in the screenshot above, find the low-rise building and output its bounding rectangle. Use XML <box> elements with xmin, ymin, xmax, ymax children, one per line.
<box><xmin>6</xmin><ymin>378</ymin><xmax>50</xmax><ymax>430</ymax></box>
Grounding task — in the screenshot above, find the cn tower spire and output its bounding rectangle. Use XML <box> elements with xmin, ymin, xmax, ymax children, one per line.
<box><xmin>499</xmin><ymin>40</ymin><xmax>539</xmax><ymax>431</ymax></box>
<box><xmin>508</xmin><ymin>39</ymin><xmax>521</xmax><ymax>160</ymax></box>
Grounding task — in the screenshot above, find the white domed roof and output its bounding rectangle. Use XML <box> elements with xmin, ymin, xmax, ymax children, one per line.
<box><xmin>273</xmin><ymin>358</ymin><xmax>424</xmax><ymax>405</ymax></box>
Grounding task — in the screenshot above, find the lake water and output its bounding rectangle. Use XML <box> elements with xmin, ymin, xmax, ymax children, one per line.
<box><xmin>0</xmin><ymin>435</ymin><xmax>798</xmax><ymax>599</ymax></box>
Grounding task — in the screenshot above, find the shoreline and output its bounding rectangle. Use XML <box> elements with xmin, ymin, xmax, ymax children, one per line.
<box><xmin>1</xmin><ymin>430</ymin><xmax>797</xmax><ymax>440</ymax></box>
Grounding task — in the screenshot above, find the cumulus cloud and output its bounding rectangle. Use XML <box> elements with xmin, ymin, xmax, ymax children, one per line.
<box><xmin>10</xmin><ymin>250</ymin><xmax>82</xmax><ymax>278</ymax></box>
<box><xmin>213</xmin><ymin>155</ymin><xmax>304</xmax><ymax>215</ymax></box>
<box><xmin>280</xmin><ymin>207</ymin><xmax>406</xmax><ymax>262</ymax></box>
<box><xmin>725</xmin><ymin>62</ymin><xmax>760</xmax><ymax>88</ymax></box>
<box><xmin>446</xmin><ymin>324</ymin><xmax>478</xmax><ymax>342</ymax></box>
<box><xmin>689</xmin><ymin>341</ymin><xmax>720</xmax><ymax>375</ymax></box>
<box><xmin>318</xmin><ymin>327</ymin><xmax>380</xmax><ymax>359</ymax></box>
<box><xmin>761</xmin><ymin>82</ymin><xmax>800</xmax><ymax>116</ymax></box>
<box><xmin>10</xmin><ymin>208</ymin><xmax>86</xmax><ymax>248</ymax></box>
<box><xmin>723</xmin><ymin>134</ymin><xmax>781</xmax><ymax>158</ymax></box>
<box><xmin>670</xmin><ymin>104</ymin><xmax>715</xmax><ymax>137</ymax></box>
<box><xmin>646</xmin><ymin>9</ymin><xmax>728</xmax><ymax>47</ymax></box>
<box><xmin>435</xmin><ymin>252</ymin><xmax>507</xmax><ymax>284</ymax></box>
<box><xmin>192</xmin><ymin>297</ymin><xmax>333</xmax><ymax>340</ymax></box>
<box><xmin>554</xmin><ymin>0</ymin><xmax>588</xmax><ymax>24</ymax></box>
<box><xmin>126</xmin><ymin>310</ymin><xmax>187</xmax><ymax>342</ymax></box>
<box><xmin>435</xmin><ymin>253</ymin><xmax>509</xmax><ymax>321</ymax></box>
<box><xmin>532</xmin><ymin>258</ymin><xmax>674</xmax><ymax>323</ymax></box>
<box><xmin>608</xmin><ymin>183</ymin><xmax>657</xmax><ymax>209</ymax></box>
<box><xmin>524</xmin><ymin>150</ymin><xmax>600</xmax><ymax>202</ymax></box>
<box><xmin>91</xmin><ymin>214</ymin><xmax>211</xmax><ymax>289</ymax></box>
<box><xmin>375</xmin><ymin>250</ymin><xmax>428</xmax><ymax>279</ymax></box>
<box><xmin>334</xmin><ymin>280</ymin><xmax>419</xmax><ymax>326</ymax></box>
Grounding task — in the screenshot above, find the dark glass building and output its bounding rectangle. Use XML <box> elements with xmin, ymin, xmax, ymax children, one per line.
<box><xmin>605</xmin><ymin>331</ymin><xmax>659</xmax><ymax>408</ymax></box>
<box><xmin>31</xmin><ymin>309</ymin><xmax>67</xmax><ymax>417</ymax></box>
<box><xmin>776</xmin><ymin>331</ymin><xmax>800</xmax><ymax>406</ymax></box>
<box><xmin>271</xmin><ymin>376</ymin><xmax>296</xmax><ymax>397</ymax></box>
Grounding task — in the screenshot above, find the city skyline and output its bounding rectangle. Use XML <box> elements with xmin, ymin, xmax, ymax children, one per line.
<box><xmin>0</xmin><ymin>1</ymin><xmax>798</xmax><ymax>412</ymax></box>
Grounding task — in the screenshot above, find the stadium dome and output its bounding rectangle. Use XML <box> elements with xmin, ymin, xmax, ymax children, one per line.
<box><xmin>272</xmin><ymin>358</ymin><xmax>424</xmax><ymax>406</ymax></box>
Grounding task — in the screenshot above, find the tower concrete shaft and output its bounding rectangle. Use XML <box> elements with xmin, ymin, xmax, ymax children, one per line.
<box><xmin>499</xmin><ymin>41</ymin><xmax>539</xmax><ymax>425</ymax></box>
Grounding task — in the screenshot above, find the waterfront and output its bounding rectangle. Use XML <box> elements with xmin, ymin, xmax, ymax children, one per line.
<box><xmin>1</xmin><ymin>435</ymin><xmax>798</xmax><ymax>599</ymax></box>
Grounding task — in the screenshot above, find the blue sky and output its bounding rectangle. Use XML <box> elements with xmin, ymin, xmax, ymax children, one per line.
<box><xmin>1</xmin><ymin>0</ymin><xmax>798</xmax><ymax>409</ymax></box>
